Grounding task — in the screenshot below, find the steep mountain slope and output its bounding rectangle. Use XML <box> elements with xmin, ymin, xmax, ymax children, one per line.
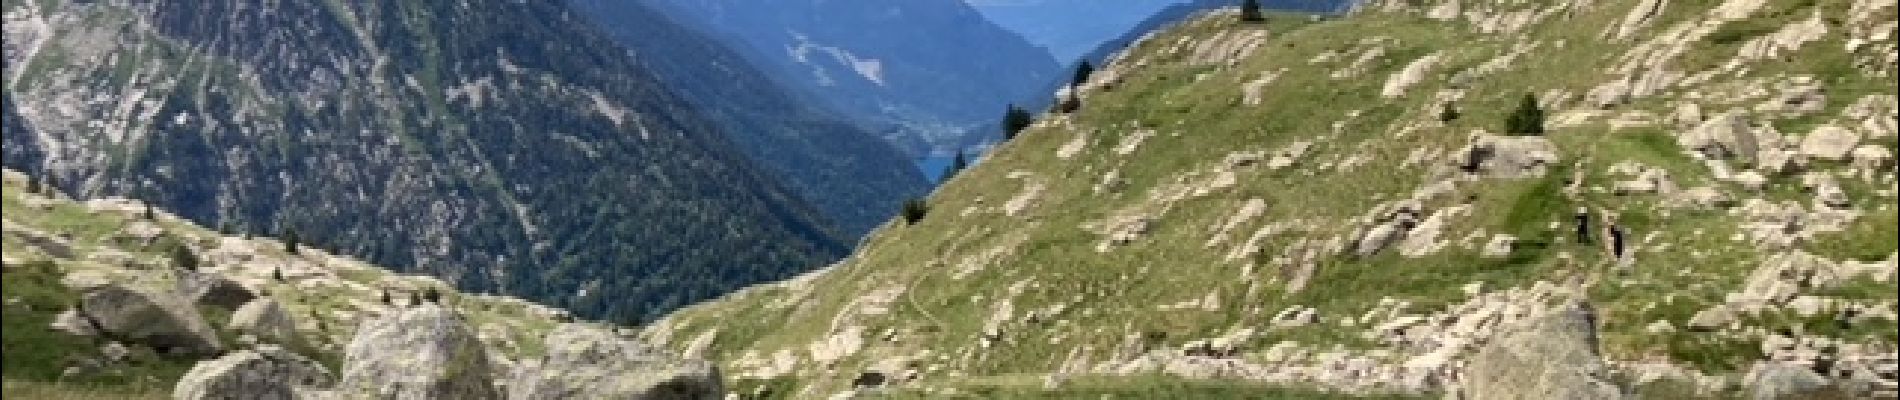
<box><xmin>1</xmin><ymin>0</ymin><xmax>846</xmax><ymax>323</ymax></box>
<box><xmin>648</xmin><ymin>0</ymin><xmax>1899</xmax><ymax>398</ymax></box>
<box><xmin>0</xmin><ymin>171</ymin><xmax>714</xmax><ymax>399</ymax></box>
<box><xmin>641</xmin><ymin>0</ymin><xmax>1063</xmax><ymax>156</ymax></box>
<box><xmin>567</xmin><ymin>0</ymin><xmax>929</xmax><ymax>238</ymax></box>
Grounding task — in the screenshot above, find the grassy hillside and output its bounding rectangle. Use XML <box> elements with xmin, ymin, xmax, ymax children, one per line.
<box><xmin>649</xmin><ymin>0</ymin><xmax>1898</xmax><ymax>398</ymax></box>
<box><xmin>0</xmin><ymin>170</ymin><xmax>567</xmax><ymax>398</ymax></box>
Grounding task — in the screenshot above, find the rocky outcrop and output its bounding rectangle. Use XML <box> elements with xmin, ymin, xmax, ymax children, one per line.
<box><xmin>1382</xmin><ymin>52</ymin><xmax>1443</xmax><ymax>98</ymax></box>
<box><xmin>1679</xmin><ymin>111</ymin><xmax>1761</xmax><ymax>164</ymax></box>
<box><xmin>1742</xmin><ymin>362</ymin><xmax>1828</xmax><ymax>400</ymax></box>
<box><xmin>509</xmin><ymin>324</ymin><xmax>723</xmax><ymax>400</ymax></box>
<box><xmin>332</xmin><ymin>305</ymin><xmax>500</xmax><ymax>400</ymax></box>
<box><xmin>1462</xmin><ymin>302</ymin><xmax>1626</xmax><ymax>400</ymax></box>
<box><xmin>1461</xmin><ymin>135</ymin><xmax>1560</xmax><ymax>178</ymax></box>
<box><xmin>174</xmin><ymin>345</ymin><xmax>334</xmax><ymax>400</ymax></box>
<box><xmin>1799</xmin><ymin>125</ymin><xmax>1862</xmax><ymax>161</ymax></box>
<box><xmin>79</xmin><ymin>284</ymin><xmax>223</xmax><ymax>356</ymax></box>
<box><xmin>229</xmin><ymin>298</ymin><xmax>298</xmax><ymax>343</ymax></box>
<box><xmin>176</xmin><ymin>270</ymin><xmax>257</xmax><ymax>310</ymax></box>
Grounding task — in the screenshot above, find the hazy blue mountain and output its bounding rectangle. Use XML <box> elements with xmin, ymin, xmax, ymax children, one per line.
<box><xmin>965</xmin><ymin>0</ymin><xmax>1188</xmax><ymax>62</ymax></box>
<box><xmin>3</xmin><ymin>0</ymin><xmax>850</xmax><ymax>323</ymax></box>
<box><xmin>568</xmin><ymin>0</ymin><xmax>929</xmax><ymax>238</ymax></box>
<box><xmin>640</xmin><ymin>0</ymin><xmax>1063</xmax><ymax>157</ymax></box>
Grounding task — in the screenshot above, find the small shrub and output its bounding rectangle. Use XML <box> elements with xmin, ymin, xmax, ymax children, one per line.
<box><xmin>170</xmin><ymin>245</ymin><xmax>199</xmax><ymax>272</ymax></box>
<box><xmin>1503</xmin><ymin>93</ymin><xmax>1545</xmax><ymax>135</ymax></box>
<box><xmin>900</xmin><ymin>198</ymin><xmax>928</xmax><ymax>225</ymax></box>
<box><xmin>283</xmin><ymin>228</ymin><xmax>299</xmax><ymax>254</ymax></box>
<box><xmin>1240</xmin><ymin>0</ymin><xmax>1264</xmax><ymax>22</ymax></box>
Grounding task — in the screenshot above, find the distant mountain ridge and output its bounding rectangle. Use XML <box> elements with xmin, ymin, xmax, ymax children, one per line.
<box><xmin>568</xmin><ymin>0</ymin><xmax>930</xmax><ymax>238</ymax></box>
<box><xmin>2</xmin><ymin>0</ymin><xmax>849</xmax><ymax>323</ymax></box>
<box><xmin>640</xmin><ymin>0</ymin><xmax>1064</xmax><ymax>156</ymax></box>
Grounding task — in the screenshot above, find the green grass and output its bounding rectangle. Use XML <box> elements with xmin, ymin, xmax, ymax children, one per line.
<box><xmin>654</xmin><ymin>0</ymin><xmax>1899</xmax><ymax>395</ymax></box>
<box><xmin>1804</xmin><ymin>208</ymin><xmax>1898</xmax><ymax>263</ymax></box>
<box><xmin>870</xmin><ymin>375</ymin><xmax>1430</xmax><ymax>400</ymax></box>
<box><xmin>0</xmin><ymin>260</ymin><xmax>194</xmax><ymax>394</ymax></box>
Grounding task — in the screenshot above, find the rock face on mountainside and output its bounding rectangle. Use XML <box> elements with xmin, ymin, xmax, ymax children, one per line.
<box><xmin>332</xmin><ymin>306</ymin><xmax>501</xmax><ymax>400</ymax></box>
<box><xmin>510</xmin><ymin>324</ymin><xmax>723</xmax><ymax>400</ymax></box>
<box><xmin>641</xmin><ymin>0</ymin><xmax>1062</xmax><ymax>154</ymax></box>
<box><xmin>648</xmin><ymin>0</ymin><xmax>1899</xmax><ymax>397</ymax></box>
<box><xmin>173</xmin><ymin>345</ymin><xmax>335</xmax><ymax>400</ymax></box>
<box><xmin>2</xmin><ymin>0</ymin><xmax>846</xmax><ymax>324</ymax></box>
<box><xmin>1462</xmin><ymin>302</ymin><xmax>1626</xmax><ymax>400</ymax></box>
<box><xmin>568</xmin><ymin>0</ymin><xmax>928</xmax><ymax>237</ymax></box>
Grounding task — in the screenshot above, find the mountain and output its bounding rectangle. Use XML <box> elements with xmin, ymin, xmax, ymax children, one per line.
<box><xmin>1071</xmin><ymin>0</ymin><xmax>1354</xmax><ymax>67</ymax></box>
<box><xmin>966</xmin><ymin>0</ymin><xmax>1191</xmax><ymax>62</ymax></box>
<box><xmin>640</xmin><ymin>0</ymin><xmax>1064</xmax><ymax>156</ymax></box>
<box><xmin>566</xmin><ymin>0</ymin><xmax>929</xmax><ymax>238</ymax></box>
<box><xmin>0</xmin><ymin>173</ymin><xmax>718</xmax><ymax>398</ymax></box>
<box><xmin>1</xmin><ymin>0</ymin><xmax>847</xmax><ymax>323</ymax></box>
<box><xmin>647</xmin><ymin>0</ymin><xmax>1900</xmax><ymax>398</ymax></box>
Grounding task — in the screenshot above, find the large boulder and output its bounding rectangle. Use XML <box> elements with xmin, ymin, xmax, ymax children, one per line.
<box><xmin>1742</xmin><ymin>362</ymin><xmax>1829</xmax><ymax>400</ymax></box>
<box><xmin>176</xmin><ymin>270</ymin><xmax>257</xmax><ymax>309</ymax></box>
<box><xmin>1799</xmin><ymin>125</ymin><xmax>1862</xmax><ymax>161</ymax></box>
<box><xmin>174</xmin><ymin>345</ymin><xmax>335</xmax><ymax>400</ymax></box>
<box><xmin>1462</xmin><ymin>301</ymin><xmax>1627</xmax><ymax>400</ymax></box>
<box><xmin>333</xmin><ymin>305</ymin><xmax>500</xmax><ymax>400</ymax></box>
<box><xmin>510</xmin><ymin>324</ymin><xmax>723</xmax><ymax>400</ymax></box>
<box><xmin>1462</xmin><ymin>135</ymin><xmax>1561</xmax><ymax>178</ymax></box>
<box><xmin>1679</xmin><ymin>111</ymin><xmax>1760</xmax><ymax>163</ymax></box>
<box><xmin>229</xmin><ymin>298</ymin><xmax>298</xmax><ymax>343</ymax></box>
<box><xmin>80</xmin><ymin>284</ymin><xmax>223</xmax><ymax>356</ymax></box>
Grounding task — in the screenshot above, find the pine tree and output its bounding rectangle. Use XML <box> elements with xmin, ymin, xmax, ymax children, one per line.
<box><xmin>1071</xmin><ymin>61</ymin><xmax>1095</xmax><ymax>88</ymax></box>
<box><xmin>381</xmin><ymin>290</ymin><xmax>393</xmax><ymax>305</ymax></box>
<box><xmin>1002</xmin><ymin>105</ymin><xmax>1034</xmax><ymax>140</ymax></box>
<box><xmin>1241</xmin><ymin>0</ymin><xmax>1265</xmax><ymax>22</ymax></box>
<box><xmin>1504</xmin><ymin>93</ymin><xmax>1546</xmax><ymax>135</ymax></box>
<box><xmin>272</xmin><ymin>266</ymin><xmax>285</xmax><ymax>282</ymax></box>
<box><xmin>25</xmin><ymin>173</ymin><xmax>40</xmax><ymax>194</ymax></box>
<box><xmin>143</xmin><ymin>203</ymin><xmax>156</xmax><ymax>220</ymax></box>
<box><xmin>283</xmin><ymin>227</ymin><xmax>300</xmax><ymax>254</ymax></box>
<box><xmin>900</xmin><ymin>198</ymin><xmax>928</xmax><ymax>225</ymax></box>
<box><xmin>943</xmin><ymin>151</ymin><xmax>969</xmax><ymax>180</ymax></box>
<box><xmin>410</xmin><ymin>291</ymin><xmax>423</xmax><ymax>307</ymax></box>
<box><xmin>424</xmin><ymin>287</ymin><xmax>442</xmax><ymax>304</ymax></box>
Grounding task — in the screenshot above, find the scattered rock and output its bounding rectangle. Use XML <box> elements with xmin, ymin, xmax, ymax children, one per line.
<box><xmin>51</xmin><ymin>309</ymin><xmax>100</xmax><ymax>337</ymax></box>
<box><xmin>510</xmin><ymin>324</ymin><xmax>723</xmax><ymax>400</ymax></box>
<box><xmin>1462</xmin><ymin>302</ymin><xmax>1626</xmax><ymax>400</ymax></box>
<box><xmin>1462</xmin><ymin>135</ymin><xmax>1560</xmax><ymax>178</ymax></box>
<box><xmin>1680</xmin><ymin>111</ymin><xmax>1760</xmax><ymax>163</ymax></box>
<box><xmin>1382</xmin><ymin>52</ymin><xmax>1443</xmax><ymax>98</ymax></box>
<box><xmin>1743</xmin><ymin>362</ymin><xmax>1829</xmax><ymax>400</ymax></box>
<box><xmin>1850</xmin><ymin>145</ymin><xmax>1892</xmax><ymax>172</ymax></box>
<box><xmin>1799</xmin><ymin>125</ymin><xmax>1862</xmax><ymax>161</ymax></box>
<box><xmin>79</xmin><ymin>284</ymin><xmax>223</xmax><ymax>356</ymax></box>
<box><xmin>1482</xmin><ymin>235</ymin><xmax>1518</xmax><ymax>258</ymax></box>
<box><xmin>111</xmin><ymin>220</ymin><xmax>166</xmax><ymax>249</ymax></box>
<box><xmin>176</xmin><ymin>270</ymin><xmax>257</xmax><ymax>309</ymax></box>
<box><xmin>230</xmin><ymin>298</ymin><xmax>298</xmax><ymax>343</ymax></box>
<box><xmin>174</xmin><ymin>345</ymin><xmax>334</xmax><ymax>400</ymax></box>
